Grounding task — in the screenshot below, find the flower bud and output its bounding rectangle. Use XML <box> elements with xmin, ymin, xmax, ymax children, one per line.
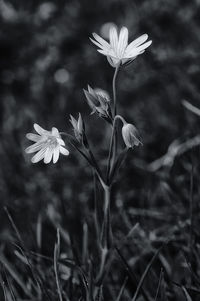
<box><xmin>70</xmin><ymin>113</ymin><xmax>84</xmax><ymax>142</ymax></box>
<box><xmin>83</xmin><ymin>85</ymin><xmax>112</xmax><ymax>123</ymax></box>
<box><xmin>122</xmin><ymin>123</ymin><xmax>142</xmax><ymax>148</ymax></box>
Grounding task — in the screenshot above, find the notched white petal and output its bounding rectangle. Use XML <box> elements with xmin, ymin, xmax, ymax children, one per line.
<box><xmin>109</xmin><ymin>26</ymin><xmax>118</xmax><ymax>49</ymax></box>
<box><xmin>117</xmin><ymin>27</ymin><xmax>128</xmax><ymax>57</ymax></box>
<box><xmin>92</xmin><ymin>33</ymin><xmax>110</xmax><ymax>48</ymax></box>
<box><xmin>31</xmin><ymin>148</ymin><xmax>47</xmax><ymax>163</ymax></box>
<box><xmin>59</xmin><ymin>146</ymin><xmax>69</xmax><ymax>156</ymax></box>
<box><xmin>25</xmin><ymin>141</ymin><xmax>44</xmax><ymax>154</ymax></box>
<box><xmin>53</xmin><ymin>147</ymin><xmax>60</xmax><ymax>163</ymax></box>
<box><xmin>52</xmin><ymin>127</ymin><xmax>59</xmax><ymax>137</ymax></box>
<box><xmin>34</xmin><ymin>123</ymin><xmax>49</xmax><ymax>136</ymax></box>
<box><xmin>57</xmin><ymin>138</ymin><xmax>65</xmax><ymax>146</ymax></box>
<box><xmin>44</xmin><ymin>148</ymin><xmax>53</xmax><ymax>164</ymax></box>
<box><xmin>125</xmin><ymin>34</ymin><xmax>148</xmax><ymax>53</ymax></box>
<box><xmin>26</xmin><ymin>133</ymin><xmax>41</xmax><ymax>142</ymax></box>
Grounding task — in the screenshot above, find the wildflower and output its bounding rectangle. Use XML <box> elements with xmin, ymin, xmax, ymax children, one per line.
<box><xmin>69</xmin><ymin>113</ymin><xmax>84</xmax><ymax>142</ymax></box>
<box><xmin>90</xmin><ymin>26</ymin><xmax>152</xmax><ymax>67</ymax></box>
<box><xmin>93</xmin><ymin>88</ymin><xmax>110</xmax><ymax>102</ymax></box>
<box><xmin>25</xmin><ymin>124</ymin><xmax>69</xmax><ymax>164</ymax></box>
<box><xmin>83</xmin><ymin>85</ymin><xmax>112</xmax><ymax>123</ymax></box>
<box><xmin>122</xmin><ymin>123</ymin><xmax>142</xmax><ymax>148</ymax></box>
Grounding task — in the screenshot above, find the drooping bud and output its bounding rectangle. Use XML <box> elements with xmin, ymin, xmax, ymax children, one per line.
<box><xmin>69</xmin><ymin>113</ymin><xmax>84</xmax><ymax>142</ymax></box>
<box><xmin>83</xmin><ymin>85</ymin><xmax>112</xmax><ymax>123</ymax></box>
<box><xmin>121</xmin><ymin>123</ymin><xmax>142</xmax><ymax>148</ymax></box>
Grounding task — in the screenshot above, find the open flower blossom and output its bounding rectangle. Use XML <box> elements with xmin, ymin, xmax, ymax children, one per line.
<box><xmin>25</xmin><ymin>124</ymin><xmax>69</xmax><ymax>164</ymax></box>
<box><xmin>122</xmin><ymin>123</ymin><xmax>142</xmax><ymax>148</ymax></box>
<box><xmin>90</xmin><ymin>26</ymin><xmax>152</xmax><ymax>67</ymax></box>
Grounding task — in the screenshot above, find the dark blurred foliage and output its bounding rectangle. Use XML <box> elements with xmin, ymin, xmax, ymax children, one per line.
<box><xmin>1</xmin><ymin>0</ymin><xmax>200</xmax><ymax>299</ymax></box>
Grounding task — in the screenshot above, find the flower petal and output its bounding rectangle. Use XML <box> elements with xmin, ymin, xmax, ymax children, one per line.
<box><xmin>34</xmin><ymin>123</ymin><xmax>49</xmax><ymax>136</ymax></box>
<box><xmin>89</xmin><ymin>38</ymin><xmax>107</xmax><ymax>51</ymax></box>
<box><xmin>52</xmin><ymin>127</ymin><xmax>59</xmax><ymax>137</ymax></box>
<box><xmin>97</xmin><ymin>49</ymin><xmax>110</xmax><ymax>56</ymax></box>
<box><xmin>117</xmin><ymin>27</ymin><xmax>128</xmax><ymax>57</ymax></box>
<box><xmin>31</xmin><ymin>147</ymin><xmax>47</xmax><ymax>163</ymax></box>
<box><xmin>92</xmin><ymin>33</ymin><xmax>110</xmax><ymax>49</ymax></box>
<box><xmin>26</xmin><ymin>133</ymin><xmax>41</xmax><ymax>142</ymax></box>
<box><xmin>125</xmin><ymin>34</ymin><xmax>148</xmax><ymax>54</ymax></box>
<box><xmin>109</xmin><ymin>26</ymin><xmax>118</xmax><ymax>50</ymax></box>
<box><xmin>53</xmin><ymin>146</ymin><xmax>60</xmax><ymax>163</ymax></box>
<box><xmin>25</xmin><ymin>141</ymin><xmax>45</xmax><ymax>154</ymax></box>
<box><xmin>57</xmin><ymin>138</ymin><xmax>65</xmax><ymax>146</ymax></box>
<box><xmin>44</xmin><ymin>148</ymin><xmax>53</xmax><ymax>164</ymax></box>
<box><xmin>59</xmin><ymin>146</ymin><xmax>69</xmax><ymax>156</ymax></box>
<box><xmin>135</xmin><ymin>40</ymin><xmax>152</xmax><ymax>52</ymax></box>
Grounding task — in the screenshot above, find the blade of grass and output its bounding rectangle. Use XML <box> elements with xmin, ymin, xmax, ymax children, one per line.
<box><xmin>181</xmin><ymin>286</ymin><xmax>192</xmax><ymax>301</ymax></box>
<box><xmin>131</xmin><ymin>241</ymin><xmax>168</xmax><ymax>301</ymax></box>
<box><xmin>0</xmin><ymin>252</ymin><xmax>33</xmax><ymax>298</ymax></box>
<box><xmin>82</xmin><ymin>222</ymin><xmax>88</xmax><ymax>264</ymax></box>
<box><xmin>115</xmin><ymin>247</ymin><xmax>150</xmax><ymax>301</ymax></box>
<box><xmin>116</xmin><ymin>276</ymin><xmax>128</xmax><ymax>301</ymax></box>
<box><xmin>0</xmin><ymin>269</ymin><xmax>7</xmax><ymax>301</ymax></box>
<box><xmin>54</xmin><ymin>229</ymin><xmax>63</xmax><ymax>301</ymax></box>
<box><xmin>154</xmin><ymin>268</ymin><xmax>163</xmax><ymax>301</ymax></box>
<box><xmin>4</xmin><ymin>207</ymin><xmax>52</xmax><ymax>301</ymax></box>
<box><xmin>3</xmin><ymin>266</ymin><xmax>17</xmax><ymax>301</ymax></box>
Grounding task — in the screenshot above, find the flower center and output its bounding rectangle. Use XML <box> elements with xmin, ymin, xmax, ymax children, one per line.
<box><xmin>46</xmin><ymin>136</ymin><xmax>58</xmax><ymax>148</ymax></box>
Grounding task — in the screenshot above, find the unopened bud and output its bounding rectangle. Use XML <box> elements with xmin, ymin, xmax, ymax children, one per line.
<box><xmin>83</xmin><ymin>85</ymin><xmax>112</xmax><ymax>122</ymax></box>
<box><xmin>69</xmin><ymin>113</ymin><xmax>84</xmax><ymax>142</ymax></box>
<box><xmin>122</xmin><ymin>123</ymin><xmax>142</xmax><ymax>148</ymax></box>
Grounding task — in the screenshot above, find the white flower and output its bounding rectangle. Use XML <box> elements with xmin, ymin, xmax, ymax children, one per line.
<box><xmin>83</xmin><ymin>85</ymin><xmax>112</xmax><ymax>122</ymax></box>
<box><xmin>25</xmin><ymin>124</ymin><xmax>69</xmax><ymax>164</ymax></box>
<box><xmin>90</xmin><ymin>26</ymin><xmax>152</xmax><ymax>67</ymax></box>
<box><xmin>122</xmin><ymin>123</ymin><xmax>142</xmax><ymax>148</ymax></box>
<box><xmin>93</xmin><ymin>88</ymin><xmax>110</xmax><ymax>102</ymax></box>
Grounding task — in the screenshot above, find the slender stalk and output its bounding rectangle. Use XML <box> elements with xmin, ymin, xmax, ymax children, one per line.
<box><xmin>106</xmin><ymin>115</ymin><xmax>126</xmax><ymax>184</ymax></box>
<box><xmin>54</xmin><ymin>229</ymin><xmax>63</xmax><ymax>301</ymax></box>
<box><xmin>93</xmin><ymin>171</ymin><xmax>100</xmax><ymax>241</ymax></box>
<box><xmin>189</xmin><ymin>160</ymin><xmax>194</xmax><ymax>285</ymax></box>
<box><xmin>60</xmin><ymin>132</ymin><xmax>105</xmax><ymax>187</ymax></box>
<box><xmin>106</xmin><ymin>123</ymin><xmax>117</xmax><ymax>183</ymax></box>
<box><xmin>112</xmin><ymin>65</ymin><xmax>120</xmax><ymax>116</ymax></box>
<box><xmin>101</xmin><ymin>185</ymin><xmax>112</xmax><ymax>248</ymax></box>
<box><xmin>112</xmin><ymin>65</ymin><xmax>120</xmax><ymax>173</ymax></box>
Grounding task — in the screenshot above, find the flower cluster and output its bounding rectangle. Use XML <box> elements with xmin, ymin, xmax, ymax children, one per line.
<box><xmin>25</xmin><ymin>25</ymin><xmax>151</xmax><ymax>164</ymax></box>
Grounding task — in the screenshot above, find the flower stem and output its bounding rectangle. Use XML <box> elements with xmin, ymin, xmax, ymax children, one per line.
<box><xmin>112</xmin><ymin>65</ymin><xmax>120</xmax><ymax>181</ymax></box>
<box><xmin>96</xmin><ymin>184</ymin><xmax>112</xmax><ymax>284</ymax></box>
<box><xmin>112</xmin><ymin>65</ymin><xmax>120</xmax><ymax>116</ymax></box>
<box><xmin>106</xmin><ymin>115</ymin><xmax>126</xmax><ymax>184</ymax></box>
<box><xmin>101</xmin><ymin>185</ymin><xmax>112</xmax><ymax>249</ymax></box>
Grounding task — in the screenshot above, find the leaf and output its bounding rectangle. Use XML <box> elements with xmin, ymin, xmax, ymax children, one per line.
<box><xmin>181</xmin><ymin>286</ymin><xmax>192</xmax><ymax>301</ymax></box>
<box><xmin>109</xmin><ymin>148</ymin><xmax>128</xmax><ymax>184</ymax></box>
<box><xmin>131</xmin><ymin>240</ymin><xmax>168</xmax><ymax>301</ymax></box>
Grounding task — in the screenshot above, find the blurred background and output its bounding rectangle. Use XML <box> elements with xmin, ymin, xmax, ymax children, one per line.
<box><xmin>1</xmin><ymin>0</ymin><xmax>200</xmax><ymax>299</ymax></box>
